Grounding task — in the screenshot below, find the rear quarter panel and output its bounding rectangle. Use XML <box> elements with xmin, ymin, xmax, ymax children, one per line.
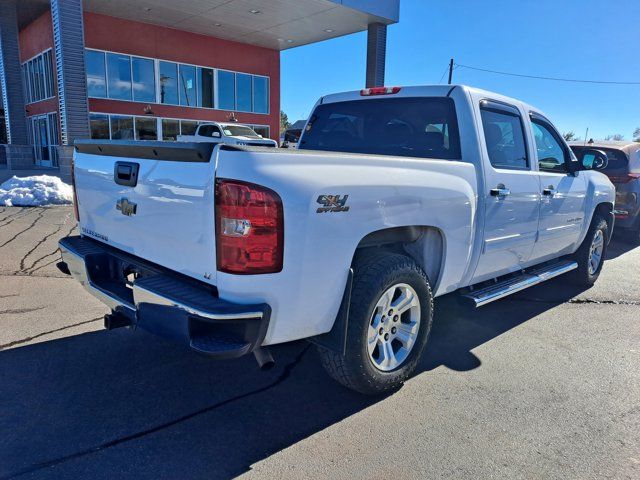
<box><xmin>214</xmin><ymin>149</ymin><xmax>477</xmax><ymax>345</ymax></box>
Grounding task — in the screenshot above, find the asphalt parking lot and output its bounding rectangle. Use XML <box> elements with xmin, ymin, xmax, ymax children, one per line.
<box><xmin>1</xmin><ymin>205</ymin><xmax>638</xmax><ymax>479</ymax></box>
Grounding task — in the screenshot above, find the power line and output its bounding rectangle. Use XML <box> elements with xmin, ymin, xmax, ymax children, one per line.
<box><xmin>437</xmin><ymin>64</ymin><xmax>449</xmax><ymax>84</ymax></box>
<box><xmin>455</xmin><ymin>62</ymin><xmax>640</xmax><ymax>85</ymax></box>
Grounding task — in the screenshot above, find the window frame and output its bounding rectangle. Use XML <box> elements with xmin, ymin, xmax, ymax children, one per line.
<box><xmin>84</xmin><ymin>48</ymin><xmax>270</xmax><ymax>114</ymax></box>
<box><xmin>479</xmin><ymin>99</ymin><xmax>530</xmax><ymax>171</ymax></box>
<box><xmin>529</xmin><ymin>112</ymin><xmax>572</xmax><ymax>174</ymax></box>
<box><xmin>21</xmin><ymin>48</ymin><xmax>56</xmax><ymax>104</ymax></box>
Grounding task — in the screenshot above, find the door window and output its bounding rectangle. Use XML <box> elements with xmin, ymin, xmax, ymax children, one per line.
<box><xmin>531</xmin><ymin>119</ymin><xmax>567</xmax><ymax>173</ymax></box>
<box><xmin>480</xmin><ymin>102</ymin><xmax>528</xmax><ymax>170</ymax></box>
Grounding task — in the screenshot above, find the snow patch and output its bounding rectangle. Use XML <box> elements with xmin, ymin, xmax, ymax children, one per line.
<box><xmin>0</xmin><ymin>175</ymin><xmax>73</xmax><ymax>207</ymax></box>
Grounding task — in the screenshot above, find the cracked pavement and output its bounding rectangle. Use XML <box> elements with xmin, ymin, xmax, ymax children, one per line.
<box><xmin>1</xmin><ymin>206</ymin><xmax>638</xmax><ymax>479</ymax></box>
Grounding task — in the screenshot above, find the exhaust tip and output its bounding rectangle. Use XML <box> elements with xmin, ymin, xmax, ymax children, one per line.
<box><xmin>253</xmin><ymin>346</ymin><xmax>275</xmax><ymax>371</ymax></box>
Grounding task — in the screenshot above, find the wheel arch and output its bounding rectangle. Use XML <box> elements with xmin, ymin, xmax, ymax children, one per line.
<box><xmin>593</xmin><ymin>201</ymin><xmax>614</xmax><ymax>243</ymax></box>
<box><xmin>352</xmin><ymin>225</ymin><xmax>446</xmax><ymax>291</ymax></box>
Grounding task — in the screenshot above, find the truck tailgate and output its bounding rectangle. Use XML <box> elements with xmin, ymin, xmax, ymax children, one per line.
<box><xmin>73</xmin><ymin>141</ymin><xmax>218</xmax><ymax>284</ymax></box>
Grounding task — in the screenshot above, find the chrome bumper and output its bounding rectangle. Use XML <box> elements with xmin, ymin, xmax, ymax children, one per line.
<box><xmin>58</xmin><ymin>236</ymin><xmax>270</xmax><ymax>358</ymax></box>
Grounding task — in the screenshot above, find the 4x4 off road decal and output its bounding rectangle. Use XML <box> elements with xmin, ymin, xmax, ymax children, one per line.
<box><xmin>316</xmin><ymin>195</ymin><xmax>350</xmax><ymax>213</ymax></box>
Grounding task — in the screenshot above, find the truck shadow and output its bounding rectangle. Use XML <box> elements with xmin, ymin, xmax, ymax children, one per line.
<box><xmin>3</xmin><ymin>242</ymin><xmax>631</xmax><ymax>479</ymax></box>
<box><xmin>605</xmin><ymin>231</ymin><xmax>639</xmax><ymax>260</ymax></box>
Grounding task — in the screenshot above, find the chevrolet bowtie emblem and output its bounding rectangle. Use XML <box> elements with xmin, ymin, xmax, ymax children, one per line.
<box><xmin>116</xmin><ymin>197</ymin><xmax>137</xmax><ymax>216</ymax></box>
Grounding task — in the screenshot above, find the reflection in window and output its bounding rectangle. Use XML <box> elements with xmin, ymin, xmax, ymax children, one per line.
<box><xmin>132</xmin><ymin>57</ymin><xmax>155</xmax><ymax>103</ymax></box>
<box><xmin>180</xmin><ymin>120</ymin><xmax>198</xmax><ymax>135</ymax></box>
<box><xmin>110</xmin><ymin>115</ymin><xmax>134</xmax><ymax>139</ymax></box>
<box><xmin>236</xmin><ymin>73</ymin><xmax>252</xmax><ymax>112</ymax></box>
<box><xmin>86</xmin><ymin>51</ymin><xmax>107</xmax><ymax>98</ymax></box>
<box><xmin>179</xmin><ymin>64</ymin><xmax>197</xmax><ymax>107</ymax></box>
<box><xmin>252</xmin><ymin>125</ymin><xmax>270</xmax><ymax>138</ymax></box>
<box><xmin>218</xmin><ymin>70</ymin><xmax>235</xmax><ymax>110</ymax></box>
<box><xmin>106</xmin><ymin>53</ymin><xmax>132</xmax><ymax>100</ymax></box>
<box><xmin>198</xmin><ymin>68</ymin><xmax>214</xmax><ymax>108</ymax></box>
<box><xmin>159</xmin><ymin>61</ymin><xmax>178</xmax><ymax>105</ymax></box>
<box><xmin>89</xmin><ymin>114</ymin><xmax>109</xmax><ymax>139</ymax></box>
<box><xmin>162</xmin><ymin>119</ymin><xmax>179</xmax><ymax>141</ymax></box>
<box><xmin>135</xmin><ymin>117</ymin><xmax>158</xmax><ymax>140</ymax></box>
<box><xmin>532</xmin><ymin>121</ymin><xmax>566</xmax><ymax>173</ymax></box>
<box><xmin>480</xmin><ymin>107</ymin><xmax>528</xmax><ymax>170</ymax></box>
<box><xmin>253</xmin><ymin>76</ymin><xmax>269</xmax><ymax>114</ymax></box>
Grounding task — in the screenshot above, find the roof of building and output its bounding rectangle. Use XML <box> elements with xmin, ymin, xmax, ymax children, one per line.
<box><xmin>18</xmin><ymin>0</ymin><xmax>399</xmax><ymax>50</ymax></box>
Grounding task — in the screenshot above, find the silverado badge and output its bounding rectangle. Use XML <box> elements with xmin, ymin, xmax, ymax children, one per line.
<box><xmin>116</xmin><ymin>197</ymin><xmax>137</xmax><ymax>216</ymax></box>
<box><xmin>316</xmin><ymin>194</ymin><xmax>349</xmax><ymax>213</ymax></box>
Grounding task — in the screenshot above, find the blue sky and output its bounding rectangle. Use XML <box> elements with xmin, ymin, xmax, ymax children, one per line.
<box><xmin>281</xmin><ymin>0</ymin><xmax>639</xmax><ymax>140</ymax></box>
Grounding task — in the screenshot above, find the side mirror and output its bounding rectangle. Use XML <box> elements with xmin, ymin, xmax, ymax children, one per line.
<box><xmin>580</xmin><ymin>149</ymin><xmax>608</xmax><ymax>170</ymax></box>
<box><xmin>212</xmin><ymin>131</ymin><xmax>221</xmax><ymax>138</ymax></box>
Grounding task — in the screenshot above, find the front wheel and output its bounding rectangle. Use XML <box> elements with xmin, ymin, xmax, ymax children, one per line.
<box><xmin>317</xmin><ymin>253</ymin><xmax>433</xmax><ymax>395</ymax></box>
<box><xmin>571</xmin><ymin>214</ymin><xmax>609</xmax><ymax>287</ymax></box>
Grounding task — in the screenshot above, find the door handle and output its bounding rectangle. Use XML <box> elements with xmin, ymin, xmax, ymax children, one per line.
<box><xmin>490</xmin><ymin>186</ymin><xmax>511</xmax><ymax>198</ymax></box>
<box><xmin>542</xmin><ymin>186</ymin><xmax>556</xmax><ymax>196</ymax></box>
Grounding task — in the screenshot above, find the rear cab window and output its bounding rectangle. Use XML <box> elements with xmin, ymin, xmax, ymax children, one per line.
<box><xmin>299</xmin><ymin>97</ymin><xmax>461</xmax><ymax>160</ymax></box>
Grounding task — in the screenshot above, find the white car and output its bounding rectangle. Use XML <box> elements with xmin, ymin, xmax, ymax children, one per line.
<box><xmin>60</xmin><ymin>85</ymin><xmax>614</xmax><ymax>394</ymax></box>
<box><xmin>177</xmin><ymin>122</ymin><xmax>277</xmax><ymax>147</ymax></box>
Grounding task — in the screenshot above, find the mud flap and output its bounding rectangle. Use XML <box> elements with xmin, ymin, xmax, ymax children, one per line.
<box><xmin>307</xmin><ymin>268</ymin><xmax>353</xmax><ymax>355</ymax></box>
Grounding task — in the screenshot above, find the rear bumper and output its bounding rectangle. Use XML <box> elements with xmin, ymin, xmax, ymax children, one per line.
<box><xmin>58</xmin><ymin>235</ymin><xmax>270</xmax><ymax>359</ymax></box>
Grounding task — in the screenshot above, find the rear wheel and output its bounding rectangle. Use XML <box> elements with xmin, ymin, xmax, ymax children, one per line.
<box><xmin>317</xmin><ymin>253</ymin><xmax>433</xmax><ymax>395</ymax></box>
<box><xmin>571</xmin><ymin>214</ymin><xmax>609</xmax><ymax>286</ymax></box>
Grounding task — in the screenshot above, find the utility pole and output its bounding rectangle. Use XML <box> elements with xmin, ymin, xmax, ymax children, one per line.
<box><xmin>448</xmin><ymin>58</ymin><xmax>454</xmax><ymax>84</ymax></box>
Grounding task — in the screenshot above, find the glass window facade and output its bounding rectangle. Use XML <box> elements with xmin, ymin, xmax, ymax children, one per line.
<box><xmin>89</xmin><ymin>114</ymin><xmax>110</xmax><ymax>139</ymax></box>
<box><xmin>252</xmin><ymin>125</ymin><xmax>270</xmax><ymax>138</ymax></box>
<box><xmin>22</xmin><ymin>50</ymin><xmax>56</xmax><ymax>103</ymax></box>
<box><xmin>179</xmin><ymin>64</ymin><xmax>197</xmax><ymax>107</ymax></box>
<box><xmin>159</xmin><ymin>61</ymin><xmax>178</xmax><ymax>105</ymax></box>
<box><xmin>162</xmin><ymin>119</ymin><xmax>179</xmax><ymax>141</ymax></box>
<box><xmin>218</xmin><ymin>70</ymin><xmax>235</xmax><ymax>110</ymax></box>
<box><xmin>198</xmin><ymin>68</ymin><xmax>214</xmax><ymax>108</ymax></box>
<box><xmin>86</xmin><ymin>50</ymin><xmax>106</xmax><ymax>98</ymax></box>
<box><xmin>253</xmin><ymin>76</ymin><xmax>269</xmax><ymax>114</ymax></box>
<box><xmin>106</xmin><ymin>53</ymin><xmax>132</xmax><ymax>100</ymax></box>
<box><xmin>180</xmin><ymin>120</ymin><xmax>198</xmax><ymax>135</ymax></box>
<box><xmin>236</xmin><ymin>73</ymin><xmax>252</xmax><ymax>112</ymax></box>
<box><xmin>135</xmin><ymin>117</ymin><xmax>158</xmax><ymax>140</ymax></box>
<box><xmin>132</xmin><ymin>57</ymin><xmax>155</xmax><ymax>103</ymax></box>
<box><xmin>85</xmin><ymin>50</ymin><xmax>270</xmax><ymax>114</ymax></box>
<box><xmin>110</xmin><ymin>115</ymin><xmax>134</xmax><ymax>139</ymax></box>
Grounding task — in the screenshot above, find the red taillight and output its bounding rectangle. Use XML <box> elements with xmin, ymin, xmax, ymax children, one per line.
<box><xmin>71</xmin><ymin>158</ymin><xmax>80</xmax><ymax>221</ymax></box>
<box><xmin>360</xmin><ymin>86</ymin><xmax>401</xmax><ymax>96</ymax></box>
<box><xmin>608</xmin><ymin>173</ymin><xmax>640</xmax><ymax>184</ymax></box>
<box><xmin>215</xmin><ymin>179</ymin><xmax>283</xmax><ymax>274</ymax></box>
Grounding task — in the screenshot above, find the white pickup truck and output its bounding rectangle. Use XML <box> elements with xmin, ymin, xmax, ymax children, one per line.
<box><xmin>177</xmin><ymin>121</ymin><xmax>278</xmax><ymax>147</ymax></box>
<box><xmin>60</xmin><ymin>85</ymin><xmax>614</xmax><ymax>394</ymax></box>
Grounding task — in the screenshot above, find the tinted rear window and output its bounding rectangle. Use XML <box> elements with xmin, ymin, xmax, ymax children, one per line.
<box><xmin>299</xmin><ymin>97</ymin><xmax>461</xmax><ymax>160</ymax></box>
<box><xmin>570</xmin><ymin>146</ymin><xmax>629</xmax><ymax>172</ymax></box>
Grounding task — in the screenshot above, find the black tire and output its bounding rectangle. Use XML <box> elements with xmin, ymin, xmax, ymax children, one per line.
<box><xmin>571</xmin><ymin>214</ymin><xmax>609</xmax><ymax>287</ymax></box>
<box><xmin>317</xmin><ymin>253</ymin><xmax>433</xmax><ymax>395</ymax></box>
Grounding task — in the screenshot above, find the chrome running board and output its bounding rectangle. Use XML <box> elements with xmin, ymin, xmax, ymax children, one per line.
<box><xmin>461</xmin><ymin>260</ymin><xmax>578</xmax><ymax>308</ymax></box>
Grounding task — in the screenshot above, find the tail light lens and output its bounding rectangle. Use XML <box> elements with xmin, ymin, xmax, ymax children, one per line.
<box><xmin>71</xmin><ymin>158</ymin><xmax>80</xmax><ymax>221</ymax></box>
<box><xmin>215</xmin><ymin>179</ymin><xmax>283</xmax><ymax>274</ymax></box>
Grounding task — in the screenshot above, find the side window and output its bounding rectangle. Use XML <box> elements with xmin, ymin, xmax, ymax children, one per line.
<box><xmin>198</xmin><ymin>125</ymin><xmax>221</xmax><ymax>138</ymax></box>
<box><xmin>531</xmin><ymin>119</ymin><xmax>567</xmax><ymax>173</ymax></box>
<box><xmin>480</xmin><ymin>103</ymin><xmax>528</xmax><ymax>170</ymax></box>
